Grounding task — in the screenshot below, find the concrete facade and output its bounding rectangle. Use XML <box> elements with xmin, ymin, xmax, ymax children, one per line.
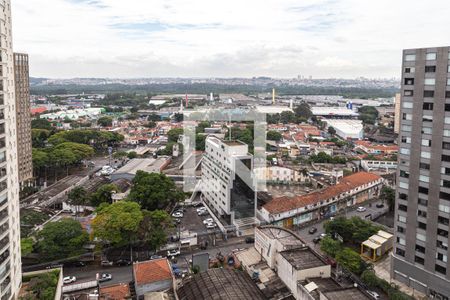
<box><xmin>0</xmin><ymin>1</ymin><xmax>22</xmax><ymax>299</ymax></box>
<box><xmin>393</xmin><ymin>46</ymin><xmax>450</xmax><ymax>299</ymax></box>
<box><xmin>14</xmin><ymin>53</ymin><xmax>32</xmax><ymax>186</ymax></box>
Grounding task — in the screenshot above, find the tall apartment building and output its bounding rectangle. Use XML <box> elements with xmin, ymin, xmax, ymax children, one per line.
<box><xmin>201</xmin><ymin>137</ymin><xmax>256</xmax><ymax>233</ymax></box>
<box><xmin>393</xmin><ymin>46</ymin><xmax>450</xmax><ymax>298</ymax></box>
<box><xmin>14</xmin><ymin>53</ymin><xmax>32</xmax><ymax>187</ymax></box>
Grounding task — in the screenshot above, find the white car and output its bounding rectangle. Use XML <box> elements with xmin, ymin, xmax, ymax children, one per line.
<box><xmin>197</xmin><ymin>210</ymin><xmax>208</xmax><ymax>216</ymax></box>
<box><xmin>172</xmin><ymin>212</ymin><xmax>183</xmax><ymax>218</ymax></box>
<box><xmin>196</xmin><ymin>207</ymin><xmax>206</xmax><ymax>212</ymax></box>
<box><xmin>99</xmin><ymin>273</ymin><xmax>112</xmax><ymax>282</ymax></box>
<box><xmin>366</xmin><ymin>290</ymin><xmax>380</xmax><ymax>299</ymax></box>
<box><xmin>357</xmin><ymin>206</ymin><xmax>367</xmax><ymax>212</ymax></box>
<box><xmin>203</xmin><ymin>218</ymin><xmax>214</xmax><ymax>224</ymax></box>
<box><xmin>167</xmin><ymin>249</ymin><xmax>181</xmax><ymax>257</ymax></box>
<box><xmin>63</xmin><ymin>276</ymin><xmax>76</xmax><ymax>284</ymax></box>
<box><xmin>206</xmin><ymin>223</ymin><xmax>217</xmax><ymax>229</ymax></box>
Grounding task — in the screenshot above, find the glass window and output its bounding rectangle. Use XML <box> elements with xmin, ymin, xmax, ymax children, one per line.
<box><xmin>425</xmin><ymin>66</ymin><xmax>436</xmax><ymax>73</ymax></box>
<box><xmin>397</xmin><ymin>237</ymin><xmax>406</xmax><ymax>245</ymax></box>
<box><xmin>445</xmin><ymin>130</ymin><xmax>450</xmax><ymax>137</ymax></box>
<box><xmin>402</xmin><ymin>125</ymin><xmax>412</xmax><ymax>132</ymax></box>
<box><xmin>399</xmin><ymin>182</ymin><xmax>409</xmax><ymax>189</ymax></box>
<box><xmin>403</xmin><ymin>113</ymin><xmax>412</xmax><ymax>120</ymax></box>
<box><xmin>405</xmin><ymin>54</ymin><xmax>416</xmax><ymax>61</ymax></box>
<box><xmin>424</xmin><ymin>90</ymin><xmax>435</xmax><ymax>98</ymax></box>
<box><xmin>405</xmin><ymin>78</ymin><xmax>414</xmax><ymax>85</ymax></box>
<box><xmin>421</xmin><ymin>139</ymin><xmax>431</xmax><ymax>147</ymax></box>
<box><xmin>405</xmin><ymin>67</ymin><xmax>415</xmax><ymax>73</ymax></box>
<box><xmin>398</xmin><ymin>215</ymin><xmax>407</xmax><ymax>223</ymax></box>
<box><xmin>422</xmin><ymin>127</ymin><xmax>432</xmax><ymax>134</ymax></box>
<box><xmin>402</xmin><ymin>102</ymin><xmax>413</xmax><ymax>109</ymax></box>
<box><xmin>404</xmin><ymin>90</ymin><xmax>413</xmax><ymax>96</ymax></box>
<box><xmin>447</xmin><ymin>78</ymin><xmax>450</xmax><ymax>85</ymax></box>
<box><xmin>425</xmin><ymin>78</ymin><xmax>436</xmax><ymax>85</ymax></box>
<box><xmin>423</xmin><ymin>115</ymin><xmax>433</xmax><ymax>122</ymax></box>
<box><xmin>426</xmin><ymin>53</ymin><xmax>437</xmax><ymax>60</ymax></box>
<box><xmin>416</xmin><ymin>232</ymin><xmax>427</xmax><ymax>242</ymax></box>
<box><xmin>400</xmin><ymin>148</ymin><xmax>410</xmax><ymax>155</ymax></box>
<box><xmin>448</xmin><ymin>65</ymin><xmax>450</xmax><ymax>73</ymax></box>
<box><xmin>445</xmin><ymin>117</ymin><xmax>450</xmax><ymax>124</ymax></box>
<box><xmin>401</xmin><ymin>136</ymin><xmax>411</xmax><ymax>143</ymax></box>
<box><xmin>419</xmin><ymin>175</ymin><xmax>430</xmax><ymax>183</ymax></box>
<box><xmin>421</xmin><ymin>151</ymin><xmax>431</xmax><ymax>159</ymax></box>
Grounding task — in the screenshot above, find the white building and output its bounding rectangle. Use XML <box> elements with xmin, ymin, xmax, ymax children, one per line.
<box><xmin>254</xmin><ymin>166</ymin><xmax>308</xmax><ymax>184</ymax></box>
<box><xmin>323</xmin><ymin>119</ymin><xmax>364</xmax><ymax>140</ymax></box>
<box><xmin>201</xmin><ymin>137</ymin><xmax>257</xmax><ymax>233</ymax></box>
<box><xmin>1</xmin><ymin>1</ymin><xmax>22</xmax><ymax>298</ymax></box>
<box><xmin>40</xmin><ymin>107</ymin><xmax>105</xmax><ymax>120</ymax></box>
<box><xmin>311</xmin><ymin>106</ymin><xmax>358</xmax><ymax>118</ymax></box>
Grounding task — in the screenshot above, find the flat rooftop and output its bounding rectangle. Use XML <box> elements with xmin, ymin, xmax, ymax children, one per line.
<box><xmin>322</xmin><ymin>288</ymin><xmax>371</xmax><ymax>300</ymax></box>
<box><xmin>223</xmin><ymin>140</ymin><xmax>246</xmax><ymax>146</ymax></box>
<box><xmin>280</xmin><ymin>248</ymin><xmax>326</xmax><ymax>270</ymax></box>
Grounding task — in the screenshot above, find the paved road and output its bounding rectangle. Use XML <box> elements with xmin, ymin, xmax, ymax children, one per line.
<box><xmin>296</xmin><ymin>200</ymin><xmax>389</xmax><ymax>245</ymax></box>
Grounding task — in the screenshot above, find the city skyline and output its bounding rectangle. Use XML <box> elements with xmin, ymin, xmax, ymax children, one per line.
<box><xmin>13</xmin><ymin>0</ymin><xmax>450</xmax><ymax>79</ymax></box>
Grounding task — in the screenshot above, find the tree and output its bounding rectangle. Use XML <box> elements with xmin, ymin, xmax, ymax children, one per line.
<box><xmin>127</xmin><ymin>151</ymin><xmax>138</xmax><ymax>159</ymax></box>
<box><xmin>266</xmin><ymin>130</ymin><xmax>282</xmax><ymax>141</ymax></box>
<box><xmin>89</xmin><ymin>184</ymin><xmax>118</xmax><ymax>207</ymax></box>
<box><xmin>294</xmin><ymin>102</ymin><xmax>312</xmax><ymax>120</ymax></box>
<box><xmin>113</xmin><ymin>150</ymin><xmax>128</xmax><ymax>159</ymax></box>
<box><xmin>138</xmin><ymin>210</ymin><xmax>172</xmax><ymax>251</ymax></box>
<box><xmin>195</xmin><ymin>134</ymin><xmax>206</xmax><ymax>151</ymax></box>
<box><xmin>21</xmin><ymin>238</ymin><xmax>34</xmax><ymax>256</ymax></box>
<box><xmin>128</xmin><ymin>171</ymin><xmax>184</xmax><ymax>211</ymax></box>
<box><xmin>31</xmin><ymin>129</ymin><xmax>51</xmax><ymax>148</ymax></box>
<box><xmin>324</xmin><ymin>216</ymin><xmax>380</xmax><ymax>244</ymax></box>
<box><xmin>380</xmin><ymin>186</ymin><xmax>395</xmax><ymax>211</ymax></box>
<box><xmin>327</xmin><ymin>126</ymin><xmax>336</xmax><ymax>135</ymax></box>
<box><xmin>335</xmin><ymin>247</ymin><xmax>363</xmax><ymax>274</ymax></box>
<box><xmin>32</xmin><ymin>149</ymin><xmax>49</xmax><ymax>169</ymax></box>
<box><xmin>320</xmin><ymin>236</ymin><xmax>342</xmax><ymax>257</ymax></box>
<box><xmin>167</xmin><ymin>128</ymin><xmax>184</xmax><ymax>143</ymax></box>
<box><xmin>358</xmin><ymin>106</ymin><xmax>379</xmax><ymax>125</ymax></box>
<box><xmin>67</xmin><ymin>187</ymin><xmax>89</xmax><ymax>212</ymax></box>
<box><xmin>25</xmin><ymin>270</ymin><xmax>60</xmax><ymax>299</ymax></box>
<box><xmin>50</xmin><ymin>148</ymin><xmax>77</xmax><ymax>176</ymax></box>
<box><xmin>31</xmin><ymin>118</ymin><xmax>53</xmax><ymax>130</ymax></box>
<box><xmin>91</xmin><ymin>201</ymin><xmax>143</xmax><ymax>246</ymax></box>
<box><xmin>173</xmin><ymin>113</ymin><xmax>183</xmax><ymax>122</ymax></box>
<box><xmin>53</xmin><ymin>142</ymin><xmax>95</xmax><ymax>162</ymax></box>
<box><xmin>97</xmin><ymin>116</ymin><xmax>113</xmax><ymax>127</ymax></box>
<box><xmin>280</xmin><ymin>111</ymin><xmax>296</xmax><ymax>124</ymax></box>
<box><xmin>36</xmin><ymin>219</ymin><xmax>88</xmax><ymax>261</ymax></box>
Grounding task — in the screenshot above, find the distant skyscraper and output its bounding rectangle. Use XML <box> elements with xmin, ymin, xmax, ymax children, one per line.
<box><xmin>393</xmin><ymin>46</ymin><xmax>450</xmax><ymax>298</ymax></box>
<box><xmin>14</xmin><ymin>53</ymin><xmax>33</xmax><ymax>187</ymax></box>
<box><xmin>393</xmin><ymin>93</ymin><xmax>401</xmax><ymax>134</ymax></box>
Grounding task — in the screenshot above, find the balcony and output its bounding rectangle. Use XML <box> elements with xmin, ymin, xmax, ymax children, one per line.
<box><xmin>0</xmin><ymin>249</ymin><xmax>8</xmax><ymax>266</ymax></box>
<box><xmin>0</xmin><ymin>236</ymin><xmax>8</xmax><ymax>254</ymax></box>
<box><xmin>0</xmin><ymin>208</ymin><xmax>6</xmax><ymax>225</ymax></box>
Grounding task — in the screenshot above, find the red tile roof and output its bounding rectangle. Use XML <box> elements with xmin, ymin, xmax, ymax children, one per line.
<box><xmin>100</xmin><ymin>283</ymin><xmax>131</xmax><ymax>300</ymax></box>
<box><xmin>31</xmin><ymin>107</ymin><xmax>47</xmax><ymax>115</ymax></box>
<box><xmin>133</xmin><ymin>258</ymin><xmax>172</xmax><ymax>285</ymax></box>
<box><xmin>263</xmin><ymin>172</ymin><xmax>382</xmax><ymax>214</ymax></box>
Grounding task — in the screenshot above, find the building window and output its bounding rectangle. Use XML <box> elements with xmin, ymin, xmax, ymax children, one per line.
<box><xmin>424</xmin><ymin>91</ymin><xmax>435</xmax><ymax>98</ymax></box>
<box><xmin>418</xmin><ymin>186</ymin><xmax>429</xmax><ymax>195</ymax></box>
<box><xmin>398</xmin><ymin>204</ymin><xmax>408</xmax><ymax>212</ymax></box>
<box><xmin>399</xmin><ymin>182</ymin><xmax>409</xmax><ymax>189</ymax></box>
<box><xmin>397</xmin><ymin>226</ymin><xmax>405</xmax><ymax>233</ymax></box>
<box><xmin>400</xmin><ymin>148</ymin><xmax>410</xmax><ymax>155</ymax></box>
<box><xmin>446</xmin><ymin>91</ymin><xmax>450</xmax><ymax>98</ymax></box>
<box><xmin>438</xmin><ymin>216</ymin><xmax>449</xmax><ymax>226</ymax></box>
<box><xmin>405</xmin><ymin>67</ymin><xmax>415</xmax><ymax>73</ymax></box>
<box><xmin>418</xmin><ymin>198</ymin><xmax>428</xmax><ymax>206</ymax></box>
<box><xmin>443</xmin><ymin>167</ymin><xmax>450</xmax><ymax>175</ymax></box>
<box><xmin>442</xmin><ymin>180</ymin><xmax>450</xmax><ymax>189</ymax></box>
<box><xmin>397</xmin><ymin>236</ymin><xmax>406</xmax><ymax>245</ymax></box>
<box><xmin>416</xmin><ymin>232</ymin><xmax>427</xmax><ymax>242</ymax></box>
<box><xmin>437</xmin><ymin>229</ymin><xmax>449</xmax><ymax>238</ymax></box>
<box><xmin>435</xmin><ymin>264</ymin><xmax>447</xmax><ymax>275</ymax></box>
<box><xmin>419</xmin><ymin>175</ymin><xmax>429</xmax><ymax>183</ymax></box>
<box><xmin>402</xmin><ymin>102</ymin><xmax>413</xmax><ymax>109</ymax></box>
<box><xmin>404</xmin><ymin>90</ymin><xmax>413</xmax><ymax>96</ymax></box>
<box><xmin>440</xmin><ymin>191</ymin><xmax>450</xmax><ymax>201</ymax></box>
<box><xmin>401</xmin><ymin>136</ymin><xmax>411</xmax><ymax>144</ymax></box>
<box><xmin>405</xmin><ymin>54</ymin><xmax>416</xmax><ymax>61</ymax></box>
<box><xmin>443</xmin><ymin>155</ymin><xmax>450</xmax><ymax>162</ymax></box>
<box><xmin>419</xmin><ymin>162</ymin><xmax>430</xmax><ymax>170</ymax></box>
<box><xmin>414</xmin><ymin>256</ymin><xmax>425</xmax><ymax>265</ymax></box>
<box><xmin>402</xmin><ymin>113</ymin><xmax>412</xmax><ymax>120</ymax></box>
<box><xmin>404</xmin><ymin>78</ymin><xmax>414</xmax><ymax>85</ymax></box>
<box><xmin>424</xmin><ymin>78</ymin><xmax>435</xmax><ymax>85</ymax></box>
<box><xmin>396</xmin><ymin>248</ymin><xmax>405</xmax><ymax>257</ymax></box>
<box><xmin>416</xmin><ymin>244</ymin><xmax>426</xmax><ymax>254</ymax></box>
<box><xmin>398</xmin><ymin>215</ymin><xmax>407</xmax><ymax>223</ymax></box>
<box><xmin>402</xmin><ymin>125</ymin><xmax>412</xmax><ymax>132</ymax></box>
<box><xmin>399</xmin><ymin>193</ymin><xmax>408</xmax><ymax>200</ymax></box>
<box><xmin>437</xmin><ymin>252</ymin><xmax>448</xmax><ymax>263</ymax></box>
<box><xmin>426</xmin><ymin>53</ymin><xmax>437</xmax><ymax>60</ymax></box>
<box><xmin>423</xmin><ymin>102</ymin><xmax>434</xmax><ymax>110</ymax></box>
<box><xmin>422</xmin><ymin>127</ymin><xmax>432</xmax><ymax>134</ymax></box>
<box><xmin>420</xmin><ymin>151</ymin><xmax>431</xmax><ymax>159</ymax></box>
<box><xmin>400</xmin><ymin>170</ymin><xmax>409</xmax><ymax>178</ymax></box>
<box><xmin>417</xmin><ymin>221</ymin><xmax>427</xmax><ymax>230</ymax></box>
<box><xmin>439</xmin><ymin>204</ymin><xmax>450</xmax><ymax>213</ymax></box>
<box><xmin>418</xmin><ymin>210</ymin><xmax>427</xmax><ymax>218</ymax></box>
<box><xmin>447</xmin><ymin>78</ymin><xmax>450</xmax><ymax>86</ymax></box>
<box><xmin>425</xmin><ymin>66</ymin><xmax>436</xmax><ymax>73</ymax></box>
<box><xmin>437</xmin><ymin>240</ymin><xmax>448</xmax><ymax>250</ymax></box>
<box><xmin>421</xmin><ymin>139</ymin><xmax>432</xmax><ymax>147</ymax></box>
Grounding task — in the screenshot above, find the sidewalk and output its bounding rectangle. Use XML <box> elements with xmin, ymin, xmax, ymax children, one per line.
<box><xmin>374</xmin><ymin>255</ymin><xmax>427</xmax><ymax>300</ymax></box>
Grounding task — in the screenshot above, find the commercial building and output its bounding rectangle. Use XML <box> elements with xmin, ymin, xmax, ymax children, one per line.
<box><xmin>394</xmin><ymin>93</ymin><xmax>401</xmax><ymax>133</ymax></box>
<box><xmin>392</xmin><ymin>46</ymin><xmax>450</xmax><ymax>298</ymax></box>
<box><xmin>322</xmin><ymin>119</ymin><xmax>364</xmax><ymax>140</ymax></box>
<box><xmin>0</xmin><ymin>1</ymin><xmax>22</xmax><ymax>299</ymax></box>
<box><xmin>311</xmin><ymin>106</ymin><xmax>358</xmax><ymax>118</ymax></box>
<box><xmin>260</xmin><ymin>172</ymin><xmax>383</xmax><ymax>228</ymax></box>
<box><xmin>14</xmin><ymin>53</ymin><xmax>33</xmax><ymax>186</ymax></box>
<box><xmin>111</xmin><ymin>157</ymin><xmax>171</xmax><ymax>181</ymax></box>
<box><xmin>201</xmin><ymin>137</ymin><xmax>256</xmax><ymax>232</ymax></box>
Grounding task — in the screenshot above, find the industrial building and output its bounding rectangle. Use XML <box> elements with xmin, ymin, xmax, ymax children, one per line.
<box><xmin>311</xmin><ymin>106</ymin><xmax>359</xmax><ymax>118</ymax></box>
<box><xmin>111</xmin><ymin>157</ymin><xmax>171</xmax><ymax>181</ymax></box>
<box><xmin>322</xmin><ymin>119</ymin><xmax>364</xmax><ymax>140</ymax></box>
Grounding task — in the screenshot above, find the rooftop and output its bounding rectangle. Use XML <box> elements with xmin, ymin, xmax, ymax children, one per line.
<box><xmin>222</xmin><ymin>140</ymin><xmax>247</xmax><ymax>146</ymax></box>
<box><xmin>280</xmin><ymin>247</ymin><xmax>326</xmax><ymax>270</ymax></box>
<box><xmin>257</xmin><ymin>226</ymin><xmax>305</xmax><ymax>247</ymax></box>
<box><xmin>133</xmin><ymin>258</ymin><xmax>172</xmax><ymax>286</ymax></box>
<box><xmin>113</xmin><ymin>157</ymin><xmax>171</xmax><ymax>175</ymax></box>
<box><xmin>100</xmin><ymin>283</ymin><xmax>131</xmax><ymax>300</ymax></box>
<box><xmin>263</xmin><ymin>172</ymin><xmax>382</xmax><ymax>214</ymax></box>
<box><xmin>322</xmin><ymin>288</ymin><xmax>371</xmax><ymax>300</ymax></box>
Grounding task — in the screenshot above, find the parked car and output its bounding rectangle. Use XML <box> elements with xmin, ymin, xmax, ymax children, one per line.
<box><xmin>150</xmin><ymin>255</ymin><xmax>162</xmax><ymax>260</ymax></box>
<box><xmin>99</xmin><ymin>273</ymin><xmax>112</xmax><ymax>282</ymax></box>
<box><xmin>197</xmin><ymin>210</ymin><xmax>208</xmax><ymax>216</ymax></box>
<box><xmin>167</xmin><ymin>249</ymin><xmax>181</xmax><ymax>257</ymax></box>
<box><xmin>357</xmin><ymin>206</ymin><xmax>367</xmax><ymax>212</ymax></box>
<box><xmin>100</xmin><ymin>260</ymin><xmax>113</xmax><ymax>267</ymax></box>
<box><xmin>192</xmin><ymin>202</ymin><xmax>203</xmax><ymax>207</ymax></box>
<box><xmin>203</xmin><ymin>218</ymin><xmax>214</xmax><ymax>224</ymax></box>
<box><xmin>308</xmin><ymin>227</ymin><xmax>317</xmax><ymax>234</ymax></box>
<box><xmin>63</xmin><ymin>276</ymin><xmax>76</xmax><ymax>284</ymax></box>
<box><xmin>325</xmin><ymin>257</ymin><xmax>337</xmax><ymax>267</ymax></box>
<box><xmin>313</xmin><ymin>237</ymin><xmax>321</xmax><ymax>244</ymax></box>
<box><xmin>172</xmin><ymin>212</ymin><xmax>183</xmax><ymax>218</ymax></box>
<box><xmin>245</xmin><ymin>237</ymin><xmax>255</xmax><ymax>243</ymax></box>
<box><xmin>206</xmin><ymin>223</ymin><xmax>217</xmax><ymax>229</ymax></box>
<box><xmin>375</xmin><ymin>203</ymin><xmax>384</xmax><ymax>208</ymax></box>
<box><xmin>366</xmin><ymin>290</ymin><xmax>380</xmax><ymax>299</ymax></box>
<box><xmin>115</xmin><ymin>259</ymin><xmax>131</xmax><ymax>266</ymax></box>
<box><xmin>320</xmin><ymin>233</ymin><xmax>327</xmax><ymax>238</ymax></box>
<box><xmin>65</xmin><ymin>261</ymin><xmax>86</xmax><ymax>268</ymax></box>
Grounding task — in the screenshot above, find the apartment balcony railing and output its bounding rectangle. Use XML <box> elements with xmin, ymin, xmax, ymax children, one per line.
<box><xmin>0</xmin><ymin>276</ymin><xmax>9</xmax><ymax>292</ymax></box>
<box><xmin>0</xmin><ymin>250</ymin><xmax>8</xmax><ymax>267</ymax></box>
<box><xmin>0</xmin><ymin>259</ymin><xmax>10</xmax><ymax>281</ymax></box>
<box><xmin>0</xmin><ymin>196</ymin><xmax>5</xmax><ymax>209</ymax></box>
<box><xmin>0</xmin><ymin>209</ymin><xmax>6</xmax><ymax>225</ymax></box>
<box><xmin>0</xmin><ymin>125</ymin><xmax>5</xmax><ymax>135</ymax></box>
<box><xmin>0</xmin><ymin>236</ymin><xmax>8</xmax><ymax>253</ymax></box>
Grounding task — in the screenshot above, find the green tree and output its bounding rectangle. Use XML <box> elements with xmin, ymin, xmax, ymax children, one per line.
<box><xmin>31</xmin><ymin>129</ymin><xmax>51</xmax><ymax>148</ymax></box>
<box><xmin>36</xmin><ymin>219</ymin><xmax>88</xmax><ymax>261</ymax></box>
<box><xmin>31</xmin><ymin>118</ymin><xmax>53</xmax><ymax>130</ymax></box>
<box><xmin>195</xmin><ymin>134</ymin><xmax>207</xmax><ymax>151</ymax></box>
<box><xmin>294</xmin><ymin>102</ymin><xmax>312</xmax><ymax>120</ymax></box>
<box><xmin>380</xmin><ymin>186</ymin><xmax>395</xmax><ymax>211</ymax></box>
<box><xmin>327</xmin><ymin>126</ymin><xmax>336</xmax><ymax>135</ymax></box>
<box><xmin>127</xmin><ymin>151</ymin><xmax>138</xmax><ymax>159</ymax></box>
<box><xmin>25</xmin><ymin>270</ymin><xmax>59</xmax><ymax>300</ymax></box>
<box><xmin>280</xmin><ymin>111</ymin><xmax>296</xmax><ymax>124</ymax></box>
<box><xmin>138</xmin><ymin>210</ymin><xmax>172</xmax><ymax>251</ymax></box>
<box><xmin>113</xmin><ymin>150</ymin><xmax>128</xmax><ymax>159</ymax></box>
<box><xmin>167</xmin><ymin>128</ymin><xmax>184</xmax><ymax>143</ymax></box>
<box><xmin>320</xmin><ymin>236</ymin><xmax>342</xmax><ymax>257</ymax></box>
<box><xmin>32</xmin><ymin>149</ymin><xmax>49</xmax><ymax>169</ymax></box>
<box><xmin>173</xmin><ymin>113</ymin><xmax>183</xmax><ymax>122</ymax></box>
<box><xmin>21</xmin><ymin>238</ymin><xmax>34</xmax><ymax>256</ymax></box>
<box><xmin>50</xmin><ymin>148</ymin><xmax>77</xmax><ymax>175</ymax></box>
<box><xmin>335</xmin><ymin>247</ymin><xmax>363</xmax><ymax>274</ymax></box>
<box><xmin>91</xmin><ymin>201</ymin><xmax>143</xmax><ymax>245</ymax></box>
<box><xmin>267</xmin><ymin>130</ymin><xmax>282</xmax><ymax>141</ymax></box>
<box><xmin>97</xmin><ymin>116</ymin><xmax>113</xmax><ymax>127</ymax></box>
<box><xmin>67</xmin><ymin>187</ymin><xmax>89</xmax><ymax>212</ymax></box>
<box><xmin>89</xmin><ymin>184</ymin><xmax>118</xmax><ymax>207</ymax></box>
<box><xmin>128</xmin><ymin>171</ymin><xmax>184</xmax><ymax>210</ymax></box>
<box><xmin>54</xmin><ymin>142</ymin><xmax>94</xmax><ymax>162</ymax></box>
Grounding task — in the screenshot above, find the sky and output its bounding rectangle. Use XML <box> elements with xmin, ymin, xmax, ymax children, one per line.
<box><xmin>12</xmin><ymin>0</ymin><xmax>450</xmax><ymax>79</ymax></box>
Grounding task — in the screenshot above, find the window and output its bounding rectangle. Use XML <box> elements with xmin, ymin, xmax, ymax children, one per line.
<box><xmin>448</xmin><ymin>65</ymin><xmax>450</xmax><ymax>73</ymax></box>
<box><xmin>418</xmin><ymin>198</ymin><xmax>428</xmax><ymax>206</ymax></box>
<box><xmin>398</xmin><ymin>215</ymin><xmax>407</xmax><ymax>223</ymax></box>
<box><xmin>443</xmin><ymin>167</ymin><xmax>450</xmax><ymax>175</ymax></box>
<box><xmin>398</xmin><ymin>204</ymin><xmax>408</xmax><ymax>212</ymax></box>
<box><xmin>415</xmin><ymin>256</ymin><xmax>425</xmax><ymax>265</ymax></box>
<box><xmin>399</xmin><ymin>182</ymin><xmax>409</xmax><ymax>189</ymax></box>
<box><xmin>405</xmin><ymin>67</ymin><xmax>415</xmax><ymax>73</ymax></box>
<box><xmin>425</xmin><ymin>66</ymin><xmax>436</xmax><ymax>73</ymax></box>
<box><xmin>397</xmin><ymin>237</ymin><xmax>406</xmax><ymax>245</ymax></box>
<box><xmin>438</xmin><ymin>216</ymin><xmax>449</xmax><ymax>225</ymax></box>
<box><xmin>402</xmin><ymin>113</ymin><xmax>412</xmax><ymax>120</ymax></box>
<box><xmin>401</xmin><ymin>136</ymin><xmax>411</xmax><ymax>144</ymax></box>
<box><xmin>446</xmin><ymin>91</ymin><xmax>450</xmax><ymax>98</ymax></box>
<box><xmin>397</xmin><ymin>226</ymin><xmax>405</xmax><ymax>233</ymax></box>
<box><xmin>444</xmin><ymin>142</ymin><xmax>450</xmax><ymax>150</ymax></box>
<box><xmin>418</xmin><ymin>221</ymin><xmax>427</xmax><ymax>230</ymax></box>
<box><xmin>422</xmin><ymin>139</ymin><xmax>431</xmax><ymax>147</ymax></box>
<box><xmin>404</xmin><ymin>78</ymin><xmax>414</xmax><ymax>85</ymax></box>
<box><xmin>399</xmin><ymin>193</ymin><xmax>408</xmax><ymax>200</ymax></box>
<box><xmin>423</xmin><ymin>102</ymin><xmax>434</xmax><ymax>110</ymax></box>
<box><xmin>440</xmin><ymin>204</ymin><xmax>450</xmax><ymax>213</ymax></box>
<box><xmin>420</xmin><ymin>151</ymin><xmax>431</xmax><ymax>159</ymax></box>
<box><xmin>404</xmin><ymin>90</ymin><xmax>413</xmax><ymax>96</ymax></box>
<box><xmin>419</xmin><ymin>175</ymin><xmax>429</xmax><ymax>183</ymax></box>
<box><xmin>424</xmin><ymin>90</ymin><xmax>435</xmax><ymax>98</ymax></box>
<box><xmin>396</xmin><ymin>248</ymin><xmax>405</xmax><ymax>257</ymax></box>
<box><xmin>405</xmin><ymin>54</ymin><xmax>416</xmax><ymax>61</ymax></box>
<box><xmin>447</xmin><ymin>78</ymin><xmax>450</xmax><ymax>86</ymax></box>
<box><xmin>440</xmin><ymin>191</ymin><xmax>450</xmax><ymax>200</ymax></box>
<box><xmin>437</xmin><ymin>240</ymin><xmax>448</xmax><ymax>250</ymax></box>
<box><xmin>424</xmin><ymin>78</ymin><xmax>436</xmax><ymax>85</ymax></box>
<box><xmin>435</xmin><ymin>264</ymin><xmax>446</xmax><ymax>275</ymax></box>
<box><xmin>400</xmin><ymin>170</ymin><xmax>409</xmax><ymax>178</ymax></box>
<box><xmin>446</xmin><ymin>104</ymin><xmax>450</xmax><ymax>112</ymax></box>
<box><xmin>402</xmin><ymin>125</ymin><xmax>412</xmax><ymax>132</ymax></box>
<box><xmin>402</xmin><ymin>102</ymin><xmax>413</xmax><ymax>109</ymax></box>
<box><xmin>426</xmin><ymin>52</ymin><xmax>437</xmax><ymax>60</ymax></box>
<box><xmin>419</xmin><ymin>162</ymin><xmax>430</xmax><ymax>170</ymax></box>
<box><xmin>437</xmin><ymin>229</ymin><xmax>449</xmax><ymax>238</ymax></box>
<box><xmin>442</xmin><ymin>180</ymin><xmax>450</xmax><ymax>188</ymax></box>
<box><xmin>418</xmin><ymin>186</ymin><xmax>429</xmax><ymax>195</ymax></box>
<box><xmin>416</xmin><ymin>232</ymin><xmax>427</xmax><ymax>242</ymax></box>
<box><xmin>437</xmin><ymin>252</ymin><xmax>448</xmax><ymax>263</ymax></box>
<box><xmin>400</xmin><ymin>148</ymin><xmax>410</xmax><ymax>155</ymax></box>
<box><xmin>418</xmin><ymin>210</ymin><xmax>427</xmax><ymax>218</ymax></box>
<box><xmin>422</xmin><ymin>127</ymin><xmax>432</xmax><ymax>134</ymax></box>
<box><xmin>416</xmin><ymin>244</ymin><xmax>426</xmax><ymax>254</ymax></box>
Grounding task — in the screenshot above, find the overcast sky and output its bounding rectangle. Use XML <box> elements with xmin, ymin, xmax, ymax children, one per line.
<box><xmin>12</xmin><ymin>0</ymin><xmax>450</xmax><ymax>79</ymax></box>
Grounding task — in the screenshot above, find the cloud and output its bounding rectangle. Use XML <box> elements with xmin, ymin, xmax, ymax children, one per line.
<box><xmin>11</xmin><ymin>0</ymin><xmax>450</xmax><ymax>78</ymax></box>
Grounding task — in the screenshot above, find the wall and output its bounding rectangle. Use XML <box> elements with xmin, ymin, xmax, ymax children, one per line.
<box><xmin>136</xmin><ymin>279</ymin><xmax>172</xmax><ymax>299</ymax></box>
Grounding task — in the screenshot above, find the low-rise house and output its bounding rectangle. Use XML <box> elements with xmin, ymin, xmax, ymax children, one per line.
<box><xmin>133</xmin><ymin>259</ymin><xmax>173</xmax><ymax>299</ymax></box>
<box><xmin>355</xmin><ymin>140</ymin><xmax>398</xmax><ymax>155</ymax></box>
<box><xmin>100</xmin><ymin>283</ymin><xmax>132</xmax><ymax>300</ymax></box>
<box><xmin>255</xmin><ymin>166</ymin><xmax>308</xmax><ymax>184</ymax></box>
<box><xmin>260</xmin><ymin>172</ymin><xmax>384</xmax><ymax>228</ymax></box>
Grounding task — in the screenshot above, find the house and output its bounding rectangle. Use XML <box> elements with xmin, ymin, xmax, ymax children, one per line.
<box><xmin>100</xmin><ymin>283</ymin><xmax>132</xmax><ymax>300</ymax></box>
<box><xmin>133</xmin><ymin>259</ymin><xmax>173</xmax><ymax>299</ymax></box>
